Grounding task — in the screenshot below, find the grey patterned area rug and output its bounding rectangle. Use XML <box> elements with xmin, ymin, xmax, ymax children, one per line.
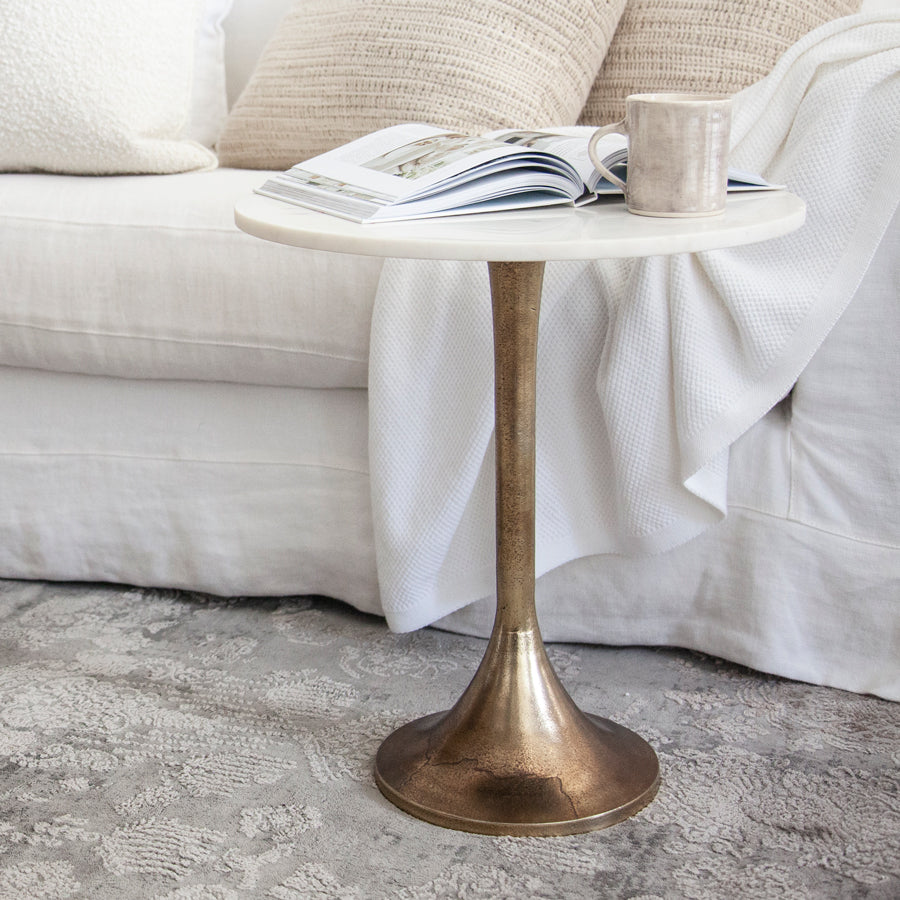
<box><xmin>0</xmin><ymin>580</ymin><xmax>898</xmax><ymax>900</ymax></box>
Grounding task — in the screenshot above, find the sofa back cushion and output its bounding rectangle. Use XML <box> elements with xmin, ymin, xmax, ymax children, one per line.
<box><xmin>217</xmin><ymin>0</ymin><xmax>627</xmax><ymax>169</ymax></box>
<box><xmin>223</xmin><ymin>0</ymin><xmax>296</xmax><ymax>108</ymax></box>
<box><xmin>579</xmin><ymin>0</ymin><xmax>862</xmax><ymax>126</ymax></box>
<box><xmin>189</xmin><ymin>0</ymin><xmax>234</xmax><ymax>148</ymax></box>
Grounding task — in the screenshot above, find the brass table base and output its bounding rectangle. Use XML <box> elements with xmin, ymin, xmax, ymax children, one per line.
<box><xmin>375</xmin><ymin>631</ymin><xmax>660</xmax><ymax>836</ymax></box>
<box><xmin>376</xmin><ymin>716</ymin><xmax>658</xmax><ymax>837</ymax></box>
<box><xmin>376</xmin><ymin>261</ymin><xmax>659</xmax><ymax>835</ymax></box>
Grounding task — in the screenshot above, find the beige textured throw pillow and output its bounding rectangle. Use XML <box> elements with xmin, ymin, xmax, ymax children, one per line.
<box><xmin>579</xmin><ymin>0</ymin><xmax>862</xmax><ymax>126</ymax></box>
<box><xmin>218</xmin><ymin>0</ymin><xmax>628</xmax><ymax>169</ymax></box>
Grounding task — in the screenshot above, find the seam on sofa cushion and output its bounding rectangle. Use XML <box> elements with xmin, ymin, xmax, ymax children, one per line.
<box><xmin>0</xmin><ymin>320</ymin><xmax>364</xmax><ymax>363</ymax></box>
<box><xmin>0</xmin><ymin>449</ymin><xmax>369</xmax><ymax>476</ymax></box>
<box><xmin>728</xmin><ymin>502</ymin><xmax>900</xmax><ymax>551</ymax></box>
<box><xmin>0</xmin><ymin>212</ymin><xmax>240</xmax><ymax>233</ymax></box>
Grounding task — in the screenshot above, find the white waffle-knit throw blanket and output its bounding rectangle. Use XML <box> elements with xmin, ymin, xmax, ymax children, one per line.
<box><xmin>369</xmin><ymin>12</ymin><xmax>900</xmax><ymax>632</ymax></box>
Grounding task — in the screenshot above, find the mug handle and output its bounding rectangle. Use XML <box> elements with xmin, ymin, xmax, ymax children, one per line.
<box><xmin>588</xmin><ymin>121</ymin><xmax>627</xmax><ymax>192</ymax></box>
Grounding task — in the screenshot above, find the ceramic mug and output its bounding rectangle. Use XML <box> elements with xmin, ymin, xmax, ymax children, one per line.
<box><xmin>588</xmin><ymin>93</ymin><xmax>732</xmax><ymax>217</ymax></box>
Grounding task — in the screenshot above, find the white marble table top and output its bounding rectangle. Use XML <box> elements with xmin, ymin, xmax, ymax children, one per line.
<box><xmin>234</xmin><ymin>190</ymin><xmax>805</xmax><ymax>262</ymax></box>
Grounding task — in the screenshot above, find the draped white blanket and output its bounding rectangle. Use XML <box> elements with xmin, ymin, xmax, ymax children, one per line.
<box><xmin>369</xmin><ymin>13</ymin><xmax>900</xmax><ymax>633</ymax></box>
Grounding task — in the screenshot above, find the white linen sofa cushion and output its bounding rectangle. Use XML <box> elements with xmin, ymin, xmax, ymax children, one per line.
<box><xmin>0</xmin><ymin>169</ymin><xmax>383</xmax><ymax>388</ymax></box>
<box><xmin>0</xmin><ymin>367</ymin><xmax>379</xmax><ymax>610</ymax></box>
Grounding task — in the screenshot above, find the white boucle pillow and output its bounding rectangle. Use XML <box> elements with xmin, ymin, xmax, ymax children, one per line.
<box><xmin>0</xmin><ymin>0</ymin><xmax>218</xmax><ymax>175</ymax></box>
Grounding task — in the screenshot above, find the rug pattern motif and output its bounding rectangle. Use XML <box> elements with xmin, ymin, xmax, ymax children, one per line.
<box><xmin>0</xmin><ymin>581</ymin><xmax>897</xmax><ymax>899</ymax></box>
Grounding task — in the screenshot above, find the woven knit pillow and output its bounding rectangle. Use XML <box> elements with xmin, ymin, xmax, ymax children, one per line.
<box><xmin>218</xmin><ymin>0</ymin><xmax>628</xmax><ymax>169</ymax></box>
<box><xmin>579</xmin><ymin>0</ymin><xmax>862</xmax><ymax>125</ymax></box>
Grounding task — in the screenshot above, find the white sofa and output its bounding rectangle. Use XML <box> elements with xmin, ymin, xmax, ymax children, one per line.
<box><xmin>1</xmin><ymin>0</ymin><xmax>897</xmax><ymax>699</ymax></box>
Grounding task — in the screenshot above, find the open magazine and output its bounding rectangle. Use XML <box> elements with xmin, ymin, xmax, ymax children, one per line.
<box><xmin>255</xmin><ymin>124</ymin><xmax>780</xmax><ymax>224</ymax></box>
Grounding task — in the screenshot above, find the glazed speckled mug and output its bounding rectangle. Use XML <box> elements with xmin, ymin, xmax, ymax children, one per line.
<box><xmin>589</xmin><ymin>93</ymin><xmax>732</xmax><ymax>217</ymax></box>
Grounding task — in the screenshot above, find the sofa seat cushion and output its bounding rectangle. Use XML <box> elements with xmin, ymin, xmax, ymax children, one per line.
<box><xmin>0</xmin><ymin>169</ymin><xmax>384</xmax><ymax>388</ymax></box>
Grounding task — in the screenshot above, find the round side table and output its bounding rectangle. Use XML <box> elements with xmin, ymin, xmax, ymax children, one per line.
<box><xmin>235</xmin><ymin>191</ymin><xmax>806</xmax><ymax>836</ymax></box>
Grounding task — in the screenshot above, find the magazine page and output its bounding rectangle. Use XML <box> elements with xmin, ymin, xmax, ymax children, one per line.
<box><xmin>487</xmin><ymin>128</ymin><xmax>626</xmax><ymax>192</ymax></box>
<box><xmin>488</xmin><ymin>126</ymin><xmax>782</xmax><ymax>194</ymax></box>
<box><xmin>280</xmin><ymin>124</ymin><xmax>546</xmax><ymax>203</ymax></box>
<box><xmin>367</xmin><ymin>171</ymin><xmax>584</xmax><ymax>222</ymax></box>
<box><xmin>257</xmin><ymin>123</ymin><xmax>587</xmax><ymax>222</ymax></box>
<box><xmin>726</xmin><ymin>167</ymin><xmax>784</xmax><ymax>191</ymax></box>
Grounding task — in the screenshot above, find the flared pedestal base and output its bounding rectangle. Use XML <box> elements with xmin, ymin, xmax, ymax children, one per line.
<box><xmin>375</xmin><ymin>261</ymin><xmax>659</xmax><ymax>835</ymax></box>
<box><xmin>375</xmin><ymin>708</ymin><xmax>659</xmax><ymax>836</ymax></box>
